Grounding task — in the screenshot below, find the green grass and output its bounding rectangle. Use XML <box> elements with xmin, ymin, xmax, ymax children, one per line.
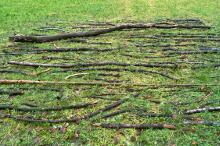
<box><xmin>0</xmin><ymin>0</ymin><xmax>220</xmax><ymax>145</ymax></box>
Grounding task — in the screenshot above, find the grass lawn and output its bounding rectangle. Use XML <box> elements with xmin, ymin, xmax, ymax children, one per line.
<box><xmin>0</xmin><ymin>0</ymin><xmax>220</xmax><ymax>145</ymax></box>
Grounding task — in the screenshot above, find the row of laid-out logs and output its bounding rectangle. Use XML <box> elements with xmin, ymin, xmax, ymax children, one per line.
<box><xmin>0</xmin><ymin>19</ymin><xmax>219</xmax><ymax>130</ymax></box>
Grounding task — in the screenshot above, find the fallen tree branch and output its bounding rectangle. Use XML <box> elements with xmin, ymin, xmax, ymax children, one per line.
<box><xmin>8</xmin><ymin>61</ymin><xmax>176</xmax><ymax>68</ymax></box>
<box><xmin>9</xmin><ymin>23</ymin><xmax>211</xmax><ymax>43</ymax></box>
<box><xmin>0</xmin><ymin>102</ymin><xmax>97</xmax><ymax>112</ymax></box>
<box><xmin>184</xmin><ymin>106</ymin><xmax>220</xmax><ymax>115</ymax></box>
<box><xmin>93</xmin><ymin>123</ymin><xmax>176</xmax><ymax>130</ymax></box>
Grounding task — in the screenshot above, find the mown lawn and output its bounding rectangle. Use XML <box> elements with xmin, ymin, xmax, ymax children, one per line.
<box><xmin>0</xmin><ymin>0</ymin><xmax>220</xmax><ymax>145</ymax></box>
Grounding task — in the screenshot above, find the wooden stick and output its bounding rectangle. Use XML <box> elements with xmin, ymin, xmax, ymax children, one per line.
<box><xmin>0</xmin><ymin>102</ymin><xmax>97</xmax><ymax>112</ymax></box>
<box><xmin>10</xmin><ymin>23</ymin><xmax>211</xmax><ymax>43</ymax></box>
<box><xmin>93</xmin><ymin>123</ymin><xmax>176</xmax><ymax>130</ymax></box>
<box><xmin>184</xmin><ymin>107</ymin><xmax>220</xmax><ymax>115</ymax></box>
